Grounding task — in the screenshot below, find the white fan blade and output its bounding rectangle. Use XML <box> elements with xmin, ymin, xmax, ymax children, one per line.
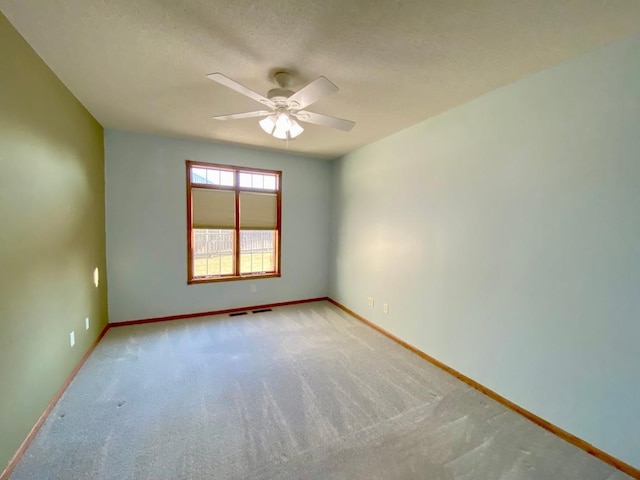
<box><xmin>212</xmin><ymin>110</ymin><xmax>271</xmax><ymax>121</ymax></box>
<box><xmin>287</xmin><ymin>76</ymin><xmax>338</xmax><ymax>109</ymax></box>
<box><xmin>294</xmin><ymin>111</ymin><xmax>355</xmax><ymax>132</ymax></box>
<box><xmin>207</xmin><ymin>73</ymin><xmax>273</xmax><ymax>108</ymax></box>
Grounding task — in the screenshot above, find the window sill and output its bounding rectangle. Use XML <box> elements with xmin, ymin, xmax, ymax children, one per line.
<box><xmin>188</xmin><ymin>273</ymin><xmax>281</xmax><ymax>285</ymax></box>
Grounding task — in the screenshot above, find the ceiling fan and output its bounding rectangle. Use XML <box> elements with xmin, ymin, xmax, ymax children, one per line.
<box><xmin>206</xmin><ymin>71</ymin><xmax>355</xmax><ymax>140</ymax></box>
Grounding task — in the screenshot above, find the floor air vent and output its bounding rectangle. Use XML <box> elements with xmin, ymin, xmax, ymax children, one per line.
<box><xmin>252</xmin><ymin>309</ymin><xmax>272</xmax><ymax>314</ymax></box>
<box><xmin>229</xmin><ymin>311</ymin><xmax>248</xmax><ymax>317</ymax></box>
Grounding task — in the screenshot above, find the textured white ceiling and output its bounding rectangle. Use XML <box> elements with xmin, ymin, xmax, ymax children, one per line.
<box><xmin>2</xmin><ymin>1</ymin><xmax>639</xmax><ymax>159</ymax></box>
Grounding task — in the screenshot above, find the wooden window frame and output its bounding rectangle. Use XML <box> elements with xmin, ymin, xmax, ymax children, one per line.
<box><xmin>186</xmin><ymin>160</ymin><xmax>282</xmax><ymax>284</ymax></box>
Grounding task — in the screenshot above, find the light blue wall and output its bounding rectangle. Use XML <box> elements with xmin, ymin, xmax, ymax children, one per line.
<box><xmin>330</xmin><ymin>35</ymin><xmax>640</xmax><ymax>468</ymax></box>
<box><xmin>105</xmin><ymin>130</ymin><xmax>331</xmax><ymax>322</ymax></box>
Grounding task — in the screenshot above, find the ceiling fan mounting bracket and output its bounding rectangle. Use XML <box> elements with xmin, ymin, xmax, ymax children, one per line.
<box><xmin>272</xmin><ymin>70</ymin><xmax>293</xmax><ymax>89</ymax></box>
<box><xmin>268</xmin><ymin>70</ymin><xmax>295</xmax><ymax>101</ymax></box>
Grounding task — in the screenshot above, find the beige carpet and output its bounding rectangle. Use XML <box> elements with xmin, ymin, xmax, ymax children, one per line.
<box><xmin>10</xmin><ymin>301</ymin><xmax>631</xmax><ymax>479</ymax></box>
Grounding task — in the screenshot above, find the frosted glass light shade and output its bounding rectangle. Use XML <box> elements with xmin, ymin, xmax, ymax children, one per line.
<box><xmin>259</xmin><ymin>115</ymin><xmax>277</xmax><ymax>134</ymax></box>
<box><xmin>272</xmin><ymin>127</ymin><xmax>288</xmax><ymax>139</ymax></box>
<box><xmin>275</xmin><ymin>111</ymin><xmax>291</xmax><ymax>130</ymax></box>
<box><xmin>289</xmin><ymin>119</ymin><xmax>304</xmax><ymax>138</ymax></box>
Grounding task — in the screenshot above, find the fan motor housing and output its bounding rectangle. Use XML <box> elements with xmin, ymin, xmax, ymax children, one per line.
<box><xmin>267</xmin><ymin>88</ymin><xmax>294</xmax><ymax>100</ymax></box>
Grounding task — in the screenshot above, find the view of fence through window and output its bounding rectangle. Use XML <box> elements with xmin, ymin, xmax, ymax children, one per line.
<box><xmin>193</xmin><ymin>229</ymin><xmax>276</xmax><ymax>277</ymax></box>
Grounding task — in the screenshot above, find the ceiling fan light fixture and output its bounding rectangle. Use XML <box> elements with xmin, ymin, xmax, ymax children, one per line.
<box><xmin>259</xmin><ymin>110</ymin><xmax>303</xmax><ymax>140</ymax></box>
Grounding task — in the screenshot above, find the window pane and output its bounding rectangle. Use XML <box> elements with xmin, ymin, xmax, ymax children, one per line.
<box><xmin>206</xmin><ymin>169</ymin><xmax>221</xmax><ymax>185</ymax></box>
<box><xmin>192</xmin><ymin>166</ymin><xmax>226</xmax><ymax>185</ymax></box>
<box><xmin>192</xmin><ymin>168</ymin><xmax>207</xmax><ymax>184</ymax></box>
<box><xmin>220</xmin><ymin>170</ymin><xmax>234</xmax><ymax>186</ymax></box>
<box><xmin>239</xmin><ymin>172</ymin><xmax>252</xmax><ymax>188</ymax></box>
<box><xmin>251</xmin><ymin>174</ymin><xmax>264</xmax><ymax>189</ymax></box>
<box><xmin>263</xmin><ymin>175</ymin><xmax>276</xmax><ymax>190</ymax></box>
<box><xmin>240</xmin><ymin>230</ymin><xmax>276</xmax><ymax>274</ymax></box>
<box><xmin>193</xmin><ymin>229</ymin><xmax>234</xmax><ymax>277</ymax></box>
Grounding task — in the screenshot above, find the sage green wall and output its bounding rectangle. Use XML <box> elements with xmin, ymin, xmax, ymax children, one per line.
<box><xmin>0</xmin><ymin>13</ymin><xmax>108</xmax><ymax>471</ymax></box>
<box><xmin>331</xmin><ymin>35</ymin><xmax>640</xmax><ymax>468</ymax></box>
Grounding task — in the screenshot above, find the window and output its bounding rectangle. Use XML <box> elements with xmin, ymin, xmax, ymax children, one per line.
<box><xmin>186</xmin><ymin>161</ymin><xmax>281</xmax><ymax>283</ymax></box>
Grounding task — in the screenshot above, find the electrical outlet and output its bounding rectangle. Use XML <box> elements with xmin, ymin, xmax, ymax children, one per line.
<box><xmin>69</xmin><ymin>331</ymin><xmax>75</xmax><ymax>347</ymax></box>
<box><xmin>250</xmin><ymin>284</ymin><xmax>257</xmax><ymax>293</ymax></box>
<box><xmin>85</xmin><ymin>317</ymin><xmax>90</xmax><ymax>330</ymax></box>
<box><xmin>367</xmin><ymin>297</ymin><xmax>374</xmax><ymax>308</ymax></box>
<box><xmin>383</xmin><ymin>303</ymin><xmax>389</xmax><ymax>314</ymax></box>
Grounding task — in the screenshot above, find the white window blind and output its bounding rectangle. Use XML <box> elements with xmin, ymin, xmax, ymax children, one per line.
<box><xmin>192</xmin><ymin>188</ymin><xmax>235</xmax><ymax>229</ymax></box>
<box><xmin>239</xmin><ymin>192</ymin><xmax>277</xmax><ymax>230</ymax></box>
